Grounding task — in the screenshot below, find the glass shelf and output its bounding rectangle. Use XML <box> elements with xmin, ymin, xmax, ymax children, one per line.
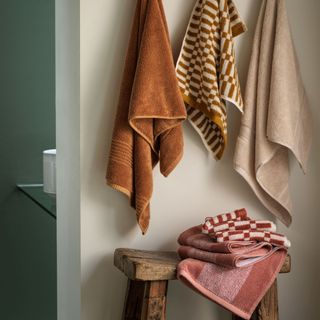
<box><xmin>16</xmin><ymin>184</ymin><xmax>56</xmax><ymax>219</ymax></box>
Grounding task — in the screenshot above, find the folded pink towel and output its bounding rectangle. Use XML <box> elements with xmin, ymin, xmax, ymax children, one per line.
<box><xmin>178</xmin><ymin>244</ymin><xmax>277</xmax><ymax>268</ymax></box>
<box><xmin>178</xmin><ymin>225</ymin><xmax>261</xmax><ymax>254</ymax></box>
<box><xmin>202</xmin><ymin>208</ymin><xmax>248</xmax><ymax>233</ymax></box>
<box><xmin>178</xmin><ymin>248</ymin><xmax>287</xmax><ymax>319</ymax></box>
<box><xmin>214</xmin><ymin>230</ymin><xmax>291</xmax><ymax>248</ymax></box>
<box><xmin>204</xmin><ymin>219</ymin><xmax>276</xmax><ymax>234</ymax></box>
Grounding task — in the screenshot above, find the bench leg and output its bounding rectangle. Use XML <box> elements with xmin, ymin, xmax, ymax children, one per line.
<box><xmin>122</xmin><ymin>279</ymin><xmax>168</xmax><ymax>320</ymax></box>
<box><xmin>232</xmin><ymin>280</ymin><xmax>279</xmax><ymax>320</ymax></box>
<box><xmin>141</xmin><ymin>280</ymin><xmax>168</xmax><ymax>320</ymax></box>
<box><xmin>122</xmin><ymin>279</ymin><xmax>145</xmax><ymax>319</ymax></box>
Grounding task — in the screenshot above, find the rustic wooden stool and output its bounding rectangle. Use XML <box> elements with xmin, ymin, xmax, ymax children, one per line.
<box><xmin>114</xmin><ymin>248</ymin><xmax>291</xmax><ymax>320</ymax></box>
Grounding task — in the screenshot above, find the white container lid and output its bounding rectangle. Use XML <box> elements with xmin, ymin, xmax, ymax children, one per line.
<box><xmin>43</xmin><ymin>149</ymin><xmax>56</xmax><ymax>155</ymax></box>
<box><xmin>43</xmin><ymin>149</ymin><xmax>56</xmax><ymax>196</ymax></box>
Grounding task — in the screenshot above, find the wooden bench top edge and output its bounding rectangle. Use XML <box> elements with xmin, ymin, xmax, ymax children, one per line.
<box><xmin>114</xmin><ymin>248</ymin><xmax>291</xmax><ymax>281</ymax></box>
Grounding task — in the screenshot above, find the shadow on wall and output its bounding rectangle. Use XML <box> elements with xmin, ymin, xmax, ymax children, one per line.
<box><xmin>81</xmin><ymin>254</ymin><xmax>127</xmax><ymax>320</ymax></box>
<box><xmin>81</xmin><ymin>0</ymin><xmax>197</xmax><ymax>237</ymax></box>
<box><xmin>83</xmin><ymin>0</ymin><xmax>269</xmax><ymax>236</ymax></box>
<box><xmin>82</xmin><ymin>0</ymin><xmax>138</xmax><ymax>236</ymax></box>
<box><xmin>167</xmin><ymin>280</ymin><xmax>231</xmax><ymax>320</ymax></box>
<box><xmin>80</xmin><ymin>1</ymin><xmax>286</xmax><ymax>320</ymax></box>
<box><xmin>81</xmin><ymin>244</ymin><xmax>232</xmax><ymax>320</ymax></box>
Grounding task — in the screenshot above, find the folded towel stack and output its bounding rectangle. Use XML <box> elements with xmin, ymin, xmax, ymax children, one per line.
<box><xmin>177</xmin><ymin>208</ymin><xmax>289</xmax><ymax>319</ymax></box>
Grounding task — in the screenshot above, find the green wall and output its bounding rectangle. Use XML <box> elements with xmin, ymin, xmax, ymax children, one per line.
<box><xmin>0</xmin><ymin>1</ymin><xmax>56</xmax><ymax>319</ymax></box>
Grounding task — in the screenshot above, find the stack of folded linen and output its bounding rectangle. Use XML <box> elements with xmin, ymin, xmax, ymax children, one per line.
<box><xmin>177</xmin><ymin>208</ymin><xmax>289</xmax><ymax>319</ymax></box>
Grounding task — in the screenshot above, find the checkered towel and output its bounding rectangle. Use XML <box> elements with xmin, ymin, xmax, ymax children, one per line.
<box><xmin>202</xmin><ymin>208</ymin><xmax>248</xmax><ymax>233</ymax></box>
<box><xmin>176</xmin><ymin>0</ymin><xmax>247</xmax><ymax>159</ymax></box>
<box><xmin>205</xmin><ymin>219</ymin><xmax>276</xmax><ymax>234</ymax></box>
<box><xmin>201</xmin><ymin>208</ymin><xmax>290</xmax><ymax>248</ymax></box>
<box><xmin>215</xmin><ymin>230</ymin><xmax>291</xmax><ymax>248</ymax></box>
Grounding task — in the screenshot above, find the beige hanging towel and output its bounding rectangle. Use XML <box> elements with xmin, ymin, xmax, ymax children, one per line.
<box><xmin>106</xmin><ymin>0</ymin><xmax>186</xmax><ymax>234</ymax></box>
<box><xmin>176</xmin><ymin>0</ymin><xmax>247</xmax><ymax>159</ymax></box>
<box><xmin>234</xmin><ymin>0</ymin><xmax>312</xmax><ymax>226</ymax></box>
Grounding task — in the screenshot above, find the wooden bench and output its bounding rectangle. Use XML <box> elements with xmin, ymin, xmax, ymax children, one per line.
<box><xmin>114</xmin><ymin>248</ymin><xmax>291</xmax><ymax>320</ymax></box>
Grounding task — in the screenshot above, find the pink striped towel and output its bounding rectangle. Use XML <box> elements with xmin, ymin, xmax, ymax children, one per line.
<box><xmin>178</xmin><ymin>248</ymin><xmax>287</xmax><ymax>319</ymax></box>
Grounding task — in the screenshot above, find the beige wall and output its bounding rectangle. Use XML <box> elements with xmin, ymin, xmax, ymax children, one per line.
<box><xmin>79</xmin><ymin>0</ymin><xmax>320</xmax><ymax>319</ymax></box>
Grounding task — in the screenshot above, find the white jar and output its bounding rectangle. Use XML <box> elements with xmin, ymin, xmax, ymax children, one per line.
<box><xmin>43</xmin><ymin>149</ymin><xmax>56</xmax><ymax>196</ymax></box>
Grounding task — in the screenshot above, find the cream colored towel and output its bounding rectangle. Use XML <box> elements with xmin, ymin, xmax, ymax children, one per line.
<box><xmin>176</xmin><ymin>0</ymin><xmax>247</xmax><ymax>159</ymax></box>
<box><xmin>234</xmin><ymin>0</ymin><xmax>312</xmax><ymax>226</ymax></box>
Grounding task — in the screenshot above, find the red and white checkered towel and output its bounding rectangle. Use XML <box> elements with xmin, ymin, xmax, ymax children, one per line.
<box><xmin>202</xmin><ymin>208</ymin><xmax>248</xmax><ymax>233</ymax></box>
<box><xmin>215</xmin><ymin>230</ymin><xmax>291</xmax><ymax>248</ymax></box>
<box><xmin>204</xmin><ymin>219</ymin><xmax>276</xmax><ymax>234</ymax></box>
<box><xmin>201</xmin><ymin>208</ymin><xmax>290</xmax><ymax>248</ymax></box>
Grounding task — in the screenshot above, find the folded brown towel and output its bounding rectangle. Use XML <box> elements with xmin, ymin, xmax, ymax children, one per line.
<box><xmin>234</xmin><ymin>0</ymin><xmax>312</xmax><ymax>226</ymax></box>
<box><xmin>106</xmin><ymin>0</ymin><xmax>186</xmax><ymax>234</ymax></box>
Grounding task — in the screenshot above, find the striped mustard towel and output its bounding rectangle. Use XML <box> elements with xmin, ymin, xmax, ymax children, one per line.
<box><xmin>176</xmin><ymin>0</ymin><xmax>247</xmax><ymax>159</ymax></box>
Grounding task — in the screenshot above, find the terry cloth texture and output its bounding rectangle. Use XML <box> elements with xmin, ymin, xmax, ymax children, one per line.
<box><xmin>204</xmin><ymin>219</ymin><xmax>276</xmax><ymax>234</ymax></box>
<box><xmin>176</xmin><ymin>0</ymin><xmax>247</xmax><ymax>159</ymax></box>
<box><xmin>178</xmin><ymin>244</ymin><xmax>279</xmax><ymax>268</ymax></box>
<box><xmin>178</xmin><ymin>249</ymin><xmax>287</xmax><ymax>319</ymax></box>
<box><xmin>178</xmin><ymin>225</ymin><xmax>264</xmax><ymax>254</ymax></box>
<box><xmin>215</xmin><ymin>230</ymin><xmax>291</xmax><ymax>248</ymax></box>
<box><xmin>202</xmin><ymin>208</ymin><xmax>290</xmax><ymax>247</ymax></box>
<box><xmin>178</xmin><ymin>225</ymin><xmax>279</xmax><ymax>268</ymax></box>
<box><xmin>202</xmin><ymin>208</ymin><xmax>248</xmax><ymax>234</ymax></box>
<box><xmin>234</xmin><ymin>0</ymin><xmax>312</xmax><ymax>226</ymax></box>
<box><xmin>106</xmin><ymin>0</ymin><xmax>186</xmax><ymax>234</ymax></box>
